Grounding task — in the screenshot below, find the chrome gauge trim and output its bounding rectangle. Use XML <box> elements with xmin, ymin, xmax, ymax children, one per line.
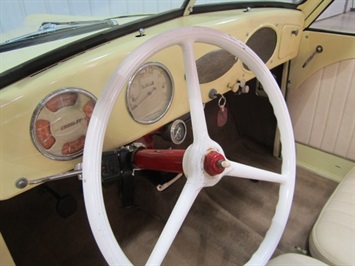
<box><xmin>170</xmin><ymin>119</ymin><xmax>187</xmax><ymax>145</ymax></box>
<box><xmin>30</xmin><ymin>87</ymin><xmax>97</xmax><ymax>161</ymax></box>
<box><xmin>126</xmin><ymin>62</ymin><xmax>174</xmax><ymax>124</ymax></box>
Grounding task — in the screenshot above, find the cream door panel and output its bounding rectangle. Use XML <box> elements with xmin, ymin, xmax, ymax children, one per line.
<box><xmin>288</xmin><ymin>31</ymin><xmax>354</xmax><ymax>92</ymax></box>
<box><xmin>288</xmin><ymin>58</ymin><xmax>355</xmax><ymax>161</ymax></box>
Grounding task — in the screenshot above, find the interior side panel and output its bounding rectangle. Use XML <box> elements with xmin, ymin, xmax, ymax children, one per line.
<box><xmin>287</xmin><ymin>30</ymin><xmax>355</xmax><ymax>179</ymax></box>
<box><xmin>288</xmin><ymin>59</ymin><xmax>354</xmax><ymax>160</ymax></box>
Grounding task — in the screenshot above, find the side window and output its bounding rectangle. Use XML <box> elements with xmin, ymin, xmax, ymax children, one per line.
<box><xmin>310</xmin><ymin>0</ymin><xmax>355</xmax><ymax>34</ymax></box>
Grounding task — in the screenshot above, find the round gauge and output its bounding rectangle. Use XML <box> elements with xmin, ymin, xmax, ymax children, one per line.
<box><xmin>126</xmin><ymin>62</ymin><xmax>174</xmax><ymax>124</ymax></box>
<box><xmin>170</xmin><ymin>119</ymin><xmax>187</xmax><ymax>145</ymax></box>
<box><xmin>30</xmin><ymin>88</ymin><xmax>96</xmax><ymax>161</ymax></box>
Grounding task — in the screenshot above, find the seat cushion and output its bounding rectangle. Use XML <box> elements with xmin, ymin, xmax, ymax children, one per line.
<box><xmin>267</xmin><ymin>253</ymin><xmax>327</xmax><ymax>265</ymax></box>
<box><xmin>309</xmin><ymin>167</ymin><xmax>355</xmax><ymax>265</ymax></box>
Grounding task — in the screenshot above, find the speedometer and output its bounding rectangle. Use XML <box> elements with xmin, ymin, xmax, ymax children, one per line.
<box><xmin>126</xmin><ymin>62</ymin><xmax>174</xmax><ymax>124</ymax></box>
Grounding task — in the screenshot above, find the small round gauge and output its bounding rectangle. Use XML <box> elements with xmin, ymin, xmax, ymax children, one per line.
<box><xmin>126</xmin><ymin>62</ymin><xmax>174</xmax><ymax>124</ymax></box>
<box><xmin>30</xmin><ymin>88</ymin><xmax>96</xmax><ymax>161</ymax></box>
<box><xmin>170</xmin><ymin>119</ymin><xmax>187</xmax><ymax>145</ymax></box>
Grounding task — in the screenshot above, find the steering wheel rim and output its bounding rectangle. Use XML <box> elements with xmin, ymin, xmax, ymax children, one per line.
<box><xmin>82</xmin><ymin>26</ymin><xmax>296</xmax><ymax>265</ymax></box>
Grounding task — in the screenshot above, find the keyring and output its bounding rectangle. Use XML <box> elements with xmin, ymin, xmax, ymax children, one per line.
<box><xmin>218</xmin><ymin>94</ymin><xmax>226</xmax><ymax>109</ymax></box>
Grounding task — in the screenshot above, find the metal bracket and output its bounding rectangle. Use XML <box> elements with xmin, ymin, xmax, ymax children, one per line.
<box><xmin>16</xmin><ymin>163</ymin><xmax>82</xmax><ymax>189</ymax></box>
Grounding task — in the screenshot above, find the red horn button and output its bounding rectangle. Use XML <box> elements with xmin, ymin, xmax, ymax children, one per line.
<box><xmin>204</xmin><ymin>151</ymin><xmax>229</xmax><ymax>176</ymax></box>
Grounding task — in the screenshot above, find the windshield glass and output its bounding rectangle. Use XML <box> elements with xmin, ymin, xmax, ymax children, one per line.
<box><xmin>0</xmin><ymin>2</ymin><xmax>181</xmax><ymax>33</ymax></box>
<box><xmin>1</xmin><ymin>0</ymin><xmax>301</xmax><ymax>45</ymax></box>
<box><xmin>0</xmin><ymin>1</ymin><xmax>183</xmax><ymax>46</ymax></box>
<box><xmin>0</xmin><ymin>0</ymin><xmax>302</xmax><ymax>75</ymax></box>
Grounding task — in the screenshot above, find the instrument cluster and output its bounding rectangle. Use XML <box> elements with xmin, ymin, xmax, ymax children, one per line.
<box><xmin>30</xmin><ymin>88</ymin><xmax>96</xmax><ymax>160</ymax></box>
<box><xmin>30</xmin><ymin>62</ymin><xmax>178</xmax><ymax>161</ymax></box>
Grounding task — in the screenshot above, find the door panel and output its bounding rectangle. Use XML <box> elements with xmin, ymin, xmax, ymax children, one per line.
<box><xmin>288</xmin><ymin>31</ymin><xmax>354</xmax><ymax>91</ymax></box>
<box><xmin>287</xmin><ymin>30</ymin><xmax>355</xmax><ymax>179</ymax></box>
<box><xmin>288</xmin><ymin>58</ymin><xmax>354</xmax><ymax>160</ymax></box>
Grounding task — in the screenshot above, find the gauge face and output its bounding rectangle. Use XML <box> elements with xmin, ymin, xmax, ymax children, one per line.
<box><xmin>170</xmin><ymin>119</ymin><xmax>187</xmax><ymax>145</ymax></box>
<box><xmin>30</xmin><ymin>88</ymin><xmax>96</xmax><ymax>160</ymax></box>
<box><xmin>127</xmin><ymin>62</ymin><xmax>174</xmax><ymax>124</ymax></box>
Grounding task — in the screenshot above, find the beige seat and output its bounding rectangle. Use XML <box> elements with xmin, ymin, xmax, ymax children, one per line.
<box><xmin>309</xmin><ymin>167</ymin><xmax>355</xmax><ymax>266</ymax></box>
<box><xmin>267</xmin><ymin>253</ymin><xmax>327</xmax><ymax>265</ymax></box>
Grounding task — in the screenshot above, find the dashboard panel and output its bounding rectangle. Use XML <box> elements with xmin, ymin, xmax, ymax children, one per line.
<box><xmin>0</xmin><ymin>8</ymin><xmax>304</xmax><ymax>199</ymax></box>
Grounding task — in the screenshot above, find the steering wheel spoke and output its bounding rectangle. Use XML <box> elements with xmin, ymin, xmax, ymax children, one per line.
<box><xmin>181</xmin><ymin>40</ymin><xmax>209</xmax><ymax>141</ymax></box>
<box><xmin>225</xmin><ymin>161</ymin><xmax>288</xmax><ymax>184</ymax></box>
<box><xmin>147</xmin><ymin>181</ymin><xmax>202</xmax><ymax>265</ymax></box>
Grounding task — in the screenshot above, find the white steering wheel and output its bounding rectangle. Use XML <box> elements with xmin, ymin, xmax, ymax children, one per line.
<box><xmin>82</xmin><ymin>26</ymin><xmax>296</xmax><ymax>265</ymax></box>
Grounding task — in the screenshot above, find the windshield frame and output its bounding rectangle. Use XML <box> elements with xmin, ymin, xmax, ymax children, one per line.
<box><xmin>0</xmin><ymin>0</ymin><xmax>304</xmax><ymax>89</ymax></box>
<box><xmin>192</xmin><ymin>0</ymin><xmax>305</xmax><ymax>13</ymax></box>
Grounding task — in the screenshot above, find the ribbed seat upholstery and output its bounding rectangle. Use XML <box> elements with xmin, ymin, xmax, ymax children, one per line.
<box><xmin>309</xmin><ymin>167</ymin><xmax>355</xmax><ymax>265</ymax></box>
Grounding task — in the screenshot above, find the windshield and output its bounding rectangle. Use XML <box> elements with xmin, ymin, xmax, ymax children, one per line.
<box><xmin>0</xmin><ymin>1</ymin><xmax>183</xmax><ymax>43</ymax></box>
<box><xmin>0</xmin><ymin>3</ymin><xmax>183</xmax><ymax>51</ymax></box>
<box><xmin>0</xmin><ymin>0</ymin><xmax>303</xmax><ymax>78</ymax></box>
<box><xmin>1</xmin><ymin>0</ymin><xmax>301</xmax><ymax>45</ymax></box>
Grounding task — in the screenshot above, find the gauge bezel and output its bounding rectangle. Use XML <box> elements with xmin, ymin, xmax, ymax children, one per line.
<box><xmin>126</xmin><ymin>62</ymin><xmax>174</xmax><ymax>124</ymax></box>
<box><xmin>170</xmin><ymin>119</ymin><xmax>187</xmax><ymax>145</ymax></box>
<box><xmin>30</xmin><ymin>87</ymin><xmax>97</xmax><ymax>161</ymax></box>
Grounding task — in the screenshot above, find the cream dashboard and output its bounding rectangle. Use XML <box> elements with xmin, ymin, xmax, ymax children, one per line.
<box><xmin>0</xmin><ymin>8</ymin><xmax>304</xmax><ymax>199</ymax></box>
